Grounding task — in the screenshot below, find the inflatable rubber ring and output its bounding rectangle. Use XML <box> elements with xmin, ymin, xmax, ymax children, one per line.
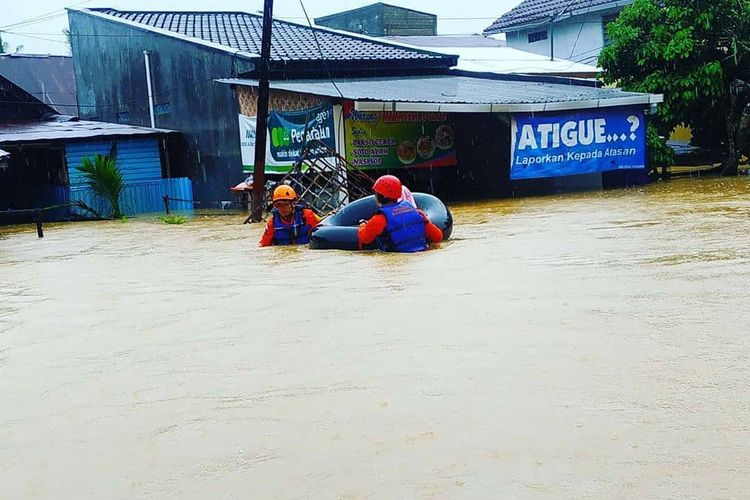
<box><xmin>309</xmin><ymin>193</ymin><xmax>452</xmax><ymax>250</ymax></box>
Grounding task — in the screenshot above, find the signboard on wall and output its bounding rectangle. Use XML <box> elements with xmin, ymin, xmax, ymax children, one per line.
<box><xmin>343</xmin><ymin>102</ymin><xmax>456</xmax><ymax>170</ymax></box>
<box><xmin>239</xmin><ymin>103</ymin><xmax>338</xmax><ymax>174</ymax></box>
<box><xmin>510</xmin><ymin>107</ymin><xmax>646</xmax><ymax>180</ymax></box>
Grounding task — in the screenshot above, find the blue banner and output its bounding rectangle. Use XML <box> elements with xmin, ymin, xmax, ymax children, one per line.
<box><xmin>510</xmin><ymin>107</ymin><xmax>646</xmax><ymax>180</ymax></box>
<box><xmin>267</xmin><ymin>104</ymin><xmax>336</xmax><ymax>163</ymax></box>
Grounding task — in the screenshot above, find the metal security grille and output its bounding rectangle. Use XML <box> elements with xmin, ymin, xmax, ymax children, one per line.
<box><xmin>272</xmin><ymin>139</ymin><xmax>374</xmax><ymax>217</ymax></box>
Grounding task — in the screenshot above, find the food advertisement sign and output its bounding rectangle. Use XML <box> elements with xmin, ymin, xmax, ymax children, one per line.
<box><xmin>343</xmin><ymin>102</ymin><xmax>456</xmax><ymax>170</ymax></box>
<box><xmin>510</xmin><ymin>106</ymin><xmax>646</xmax><ymax>180</ymax></box>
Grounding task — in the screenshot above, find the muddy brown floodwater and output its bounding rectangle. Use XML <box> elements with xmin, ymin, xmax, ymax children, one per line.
<box><xmin>2</xmin><ymin>177</ymin><xmax>750</xmax><ymax>499</ymax></box>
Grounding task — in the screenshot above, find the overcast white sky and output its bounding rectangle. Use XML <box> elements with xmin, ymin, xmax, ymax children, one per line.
<box><xmin>1</xmin><ymin>0</ymin><xmax>520</xmax><ymax>55</ymax></box>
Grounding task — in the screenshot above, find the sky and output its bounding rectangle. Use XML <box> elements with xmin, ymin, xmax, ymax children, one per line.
<box><xmin>1</xmin><ymin>0</ymin><xmax>520</xmax><ymax>55</ymax></box>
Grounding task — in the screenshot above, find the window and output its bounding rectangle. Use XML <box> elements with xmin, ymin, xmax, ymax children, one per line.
<box><xmin>602</xmin><ymin>13</ymin><xmax>619</xmax><ymax>46</ymax></box>
<box><xmin>528</xmin><ymin>30</ymin><xmax>548</xmax><ymax>43</ymax></box>
<box><xmin>116</xmin><ymin>111</ymin><xmax>129</xmax><ymax>124</ymax></box>
<box><xmin>154</xmin><ymin>102</ymin><xmax>171</xmax><ymax>116</ymax></box>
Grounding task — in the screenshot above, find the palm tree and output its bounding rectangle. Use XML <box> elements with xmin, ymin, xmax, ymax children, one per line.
<box><xmin>76</xmin><ymin>151</ymin><xmax>125</xmax><ymax>219</ymax></box>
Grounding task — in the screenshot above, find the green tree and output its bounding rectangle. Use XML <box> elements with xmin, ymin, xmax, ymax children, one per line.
<box><xmin>62</xmin><ymin>28</ymin><xmax>72</xmax><ymax>55</ymax></box>
<box><xmin>0</xmin><ymin>33</ymin><xmax>23</xmax><ymax>54</ymax></box>
<box><xmin>599</xmin><ymin>0</ymin><xmax>750</xmax><ymax>175</ymax></box>
<box><xmin>76</xmin><ymin>150</ymin><xmax>126</xmax><ymax>220</ymax></box>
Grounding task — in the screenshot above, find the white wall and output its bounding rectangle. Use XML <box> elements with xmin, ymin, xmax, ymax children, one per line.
<box><xmin>505</xmin><ymin>10</ymin><xmax>620</xmax><ymax>66</ymax></box>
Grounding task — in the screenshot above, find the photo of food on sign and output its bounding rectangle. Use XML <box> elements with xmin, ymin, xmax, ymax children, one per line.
<box><xmin>435</xmin><ymin>124</ymin><xmax>454</xmax><ymax>150</ymax></box>
<box><xmin>417</xmin><ymin>135</ymin><xmax>436</xmax><ymax>159</ymax></box>
<box><xmin>344</xmin><ymin>103</ymin><xmax>458</xmax><ymax>170</ymax></box>
<box><xmin>397</xmin><ymin>141</ymin><xmax>417</xmax><ymax>164</ymax></box>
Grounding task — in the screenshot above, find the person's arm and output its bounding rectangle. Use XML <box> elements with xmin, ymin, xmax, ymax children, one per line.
<box><xmin>418</xmin><ymin>209</ymin><xmax>443</xmax><ymax>243</ymax></box>
<box><xmin>357</xmin><ymin>214</ymin><xmax>387</xmax><ymax>248</ymax></box>
<box><xmin>425</xmin><ymin>221</ymin><xmax>443</xmax><ymax>243</ymax></box>
<box><xmin>258</xmin><ymin>219</ymin><xmax>275</xmax><ymax>247</ymax></box>
<box><xmin>303</xmin><ymin>209</ymin><xmax>322</xmax><ymax>228</ymax></box>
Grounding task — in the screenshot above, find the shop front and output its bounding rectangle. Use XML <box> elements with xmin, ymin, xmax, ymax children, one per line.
<box><xmin>222</xmin><ymin>74</ymin><xmax>661</xmax><ymax>199</ymax></box>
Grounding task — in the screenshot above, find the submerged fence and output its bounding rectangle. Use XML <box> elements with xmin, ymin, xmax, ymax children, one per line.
<box><xmin>0</xmin><ymin>203</ymin><xmax>74</xmax><ymax>237</ymax></box>
<box><xmin>69</xmin><ymin>177</ymin><xmax>194</xmax><ymax>217</ymax></box>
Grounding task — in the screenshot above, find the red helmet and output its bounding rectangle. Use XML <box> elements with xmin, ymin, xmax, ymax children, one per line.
<box><xmin>372</xmin><ymin>175</ymin><xmax>402</xmax><ymax>200</ymax></box>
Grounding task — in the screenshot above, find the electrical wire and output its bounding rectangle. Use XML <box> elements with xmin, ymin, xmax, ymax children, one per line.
<box><xmin>2</xmin><ymin>32</ymin><xmax>69</xmax><ymax>45</ymax></box>
<box><xmin>566</xmin><ymin>3</ymin><xmax>596</xmax><ymax>61</ymax></box>
<box><xmin>0</xmin><ymin>75</ymin><xmax>225</xmax><ymax>109</ymax></box>
<box><xmin>0</xmin><ymin>1</ymin><xmax>94</xmax><ymax>31</ymax></box>
<box><xmin>298</xmin><ymin>0</ymin><xmax>345</xmax><ymax>99</ymax></box>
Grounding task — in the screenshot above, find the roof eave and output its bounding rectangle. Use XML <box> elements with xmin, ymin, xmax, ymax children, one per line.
<box><xmin>484</xmin><ymin>0</ymin><xmax>632</xmax><ymax>34</ymax></box>
<box><xmin>355</xmin><ymin>93</ymin><xmax>663</xmax><ymax>113</ymax></box>
<box><xmin>236</xmin><ymin>56</ymin><xmax>457</xmax><ymax>77</ymax></box>
<box><xmin>69</xmin><ymin>8</ymin><xmax>260</xmax><ymax>59</ymax></box>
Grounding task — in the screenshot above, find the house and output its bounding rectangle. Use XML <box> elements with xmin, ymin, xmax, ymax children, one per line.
<box><xmin>0</xmin><ymin>75</ymin><xmax>191</xmax><ymax>222</ymax></box>
<box><xmin>0</xmin><ymin>53</ymin><xmax>78</xmax><ymax>116</ymax></box>
<box><xmin>315</xmin><ymin>3</ymin><xmax>437</xmax><ymax>37</ymax></box>
<box><xmin>67</xmin><ymin>8</ymin><xmax>454</xmax><ymax>202</ymax></box>
<box><xmin>483</xmin><ymin>0</ymin><xmax>633</xmax><ymax>65</ymax></box>
<box><xmin>385</xmin><ymin>35</ymin><xmax>599</xmax><ymax>78</ymax></box>
<box><xmin>69</xmin><ymin>8</ymin><xmax>660</xmax><ymax>201</ymax></box>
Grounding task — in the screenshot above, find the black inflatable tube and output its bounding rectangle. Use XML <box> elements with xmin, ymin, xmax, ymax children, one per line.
<box><xmin>309</xmin><ymin>193</ymin><xmax>452</xmax><ymax>250</ymax></box>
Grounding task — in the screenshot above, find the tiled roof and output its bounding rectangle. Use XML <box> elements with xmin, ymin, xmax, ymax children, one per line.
<box><xmin>484</xmin><ymin>0</ymin><xmax>629</xmax><ymax>34</ymax></box>
<box><xmin>88</xmin><ymin>9</ymin><xmax>454</xmax><ymax>65</ymax></box>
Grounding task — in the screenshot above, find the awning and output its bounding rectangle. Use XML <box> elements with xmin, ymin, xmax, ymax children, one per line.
<box><xmin>218</xmin><ymin>74</ymin><xmax>663</xmax><ymax>113</ymax></box>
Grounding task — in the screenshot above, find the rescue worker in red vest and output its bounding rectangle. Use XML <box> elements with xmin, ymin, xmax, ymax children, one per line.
<box><xmin>357</xmin><ymin>175</ymin><xmax>443</xmax><ymax>252</ymax></box>
<box><xmin>259</xmin><ymin>185</ymin><xmax>321</xmax><ymax>247</ymax></box>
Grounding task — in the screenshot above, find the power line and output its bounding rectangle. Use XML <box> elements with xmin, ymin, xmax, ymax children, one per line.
<box><xmin>0</xmin><ymin>12</ymin><xmax>67</xmax><ymax>31</ymax></box>
<box><xmin>0</xmin><ymin>1</ymin><xmax>94</xmax><ymax>31</ymax></box>
<box><xmin>0</xmin><ymin>74</ymin><xmax>226</xmax><ymax>109</ymax></box>
<box><xmin>566</xmin><ymin>3</ymin><xmax>596</xmax><ymax>61</ymax></box>
<box><xmin>298</xmin><ymin>0</ymin><xmax>344</xmax><ymax>99</ymax></box>
<box><xmin>2</xmin><ymin>32</ymin><xmax>69</xmax><ymax>45</ymax></box>
<box><xmin>3</xmin><ymin>29</ymin><xmax>509</xmax><ymax>38</ymax></box>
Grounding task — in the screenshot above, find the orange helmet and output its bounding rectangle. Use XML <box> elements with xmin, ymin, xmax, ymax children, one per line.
<box><xmin>272</xmin><ymin>185</ymin><xmax>297</xmax><ymax>202</ymax></box>
<box><xmin>373</xmin><ymin>175</ymin><xmax>402</xmax><ymax>200</ymax></box>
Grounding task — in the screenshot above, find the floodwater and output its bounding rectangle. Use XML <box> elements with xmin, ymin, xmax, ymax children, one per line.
<box><xmin>2</xmin><ymin>177</ymin><xmax>750</xmax><ymax>499</ymax></box>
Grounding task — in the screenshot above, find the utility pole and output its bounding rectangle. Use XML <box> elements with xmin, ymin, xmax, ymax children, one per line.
<box><xmin>250</xmin><ymin>0</ymin><xmax>275</xmax><ymax>222</ymax></box>
<box><xmin>549</xmin><ymin>17</ymin><xmax>554</xmax><ymax>61</ymax></box>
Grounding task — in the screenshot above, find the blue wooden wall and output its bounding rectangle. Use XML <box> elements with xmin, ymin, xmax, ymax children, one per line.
<box><xmin>67</xmin><ymin>139</ymin><xmax>162</xmax><ymax>186</ymax></box>
<box><xmin>66</xmin><ymin>138</ymin><xmax>193</xmax><ymax>217</ymax></box>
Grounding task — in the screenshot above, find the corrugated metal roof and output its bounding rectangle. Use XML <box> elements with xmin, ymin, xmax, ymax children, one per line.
<box><xmin>86</xmin><ymin>8</ymin><xmax>454</xmax><ymax>65</ymax></box>
<box><xmin>386</xmin><ymin>35</ymin><xmax>506</xmax><ymax>48</ymax></box>
<box><xmin>0</xmin><ymin>54</ymin><xmax>77</xmax><ymax>116</ymax></box>
<box><xmin>0</xmin><ymin>117</ymin><xmax>174</xmax><ymax>144</ymax></box>
<box><xmin>484</xmin><ymin>0</ymin><xmax>631</xmax><ymax>33</ymax></box>
<box><xmin>218</xmin><ymin>74</ymin><xmax>661</xmax><ymax>112</ymax></box>
<box><xmin>385</xmin><ymin>35</ymin><xmax>598</xmax><ymax>75</ymax></box>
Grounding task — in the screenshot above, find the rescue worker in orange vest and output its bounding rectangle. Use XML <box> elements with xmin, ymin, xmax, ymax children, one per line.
<box><xmin>357</xmin><ymin>175</ymin><xmax>443</xmax><ymax>252</ymax></box>
<box><xmin>259</xmin><ymin>185</ymin><xmax>321</xmax><ymax>247</ymax></box>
